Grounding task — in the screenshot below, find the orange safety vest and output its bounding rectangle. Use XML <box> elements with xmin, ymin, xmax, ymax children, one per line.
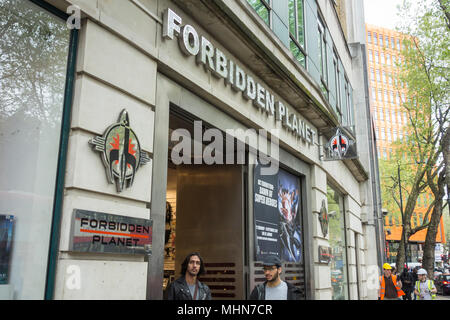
<box><xmin>379</xmin><ymin>275</ymin><xmax>405</xmax><ymax>300</ymax></box>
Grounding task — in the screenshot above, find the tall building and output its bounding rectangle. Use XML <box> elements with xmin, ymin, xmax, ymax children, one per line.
<box><xmin>0</xmin><ymin>0</ymin><xmax>382</xmax><ymax>301</ymax></box>
<box><xmin>365</xmin><ymin>24</ymin><xmax>446</xmax><ymax>264</ymax></box>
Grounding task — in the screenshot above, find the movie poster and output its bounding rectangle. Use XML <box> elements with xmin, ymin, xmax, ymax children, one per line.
<box><xmin>254</xmin><ymin>163</ymin><xmax>279</xmax><ymax>259</ymax></box>
<box><xmin>277</xmin><ymin>169</ymin><xmax>302</xmax><ymax>263</ymax></box>
<box><xmin>0</xmin><ymin>215</ymin><xmax>14</xmax><ymax>284</ymax></box>
<box><xmin>254</xmin><ymin>164</ymin><xmax>302</xmax><ymax>263</ymax></box>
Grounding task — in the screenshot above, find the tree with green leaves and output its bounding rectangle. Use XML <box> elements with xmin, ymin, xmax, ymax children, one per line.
<box><xmin>393</xmin><ymin>0</ymin><xmax>450</xmax><ymax>276</ymax></box>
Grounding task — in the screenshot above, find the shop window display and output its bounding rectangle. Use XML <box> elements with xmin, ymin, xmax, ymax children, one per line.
<box><xmin>327</xmin><ymin>184</ymin><xmax>349</xmax><ymax>300</ymax></box>
<box><xmin>0</xmin><ymin>0</ymin><xmax>70</xmax><ymax>299</ymax></box>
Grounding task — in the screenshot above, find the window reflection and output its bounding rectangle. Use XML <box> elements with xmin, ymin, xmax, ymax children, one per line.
<box><xmin>327</xmin><ymin>184</ymin><xmax>348</xmax><ymax>300</ymax></box>
<box><xmin>247</xmin><ymin>0</ymin><xmax>270</xmax><ymax>26</ymax></box>
<box><xmin>0</xmin><ymin>0</ymin><xmax>70</xmax><ymax>299</ymax></box>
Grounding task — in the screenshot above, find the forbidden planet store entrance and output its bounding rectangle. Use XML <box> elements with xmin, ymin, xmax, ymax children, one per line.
<box><xmin>161</xmin><ymin>105</ymin><xmax>307</xmax><ymax>300</ymax></box>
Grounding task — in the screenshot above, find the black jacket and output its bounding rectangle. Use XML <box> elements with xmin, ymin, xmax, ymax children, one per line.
<box><xmin>400</xmin><ymin>271</ymin><xmax>414</xmax><ymax>290</ymax></box>
<box><xmin>166</xmin><ymin>276</ymin><xmax>212</xmax><ymax>300</ymax></box>
<box><xmin>249</xmin><ymin>281</ymin><xmax>303</xmax><ymax>300</ymax></box>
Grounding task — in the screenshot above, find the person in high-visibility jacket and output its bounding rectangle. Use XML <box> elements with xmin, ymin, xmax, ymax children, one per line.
<box><xmin>414</xmin><ymin>268</ymin><xmax>437</xmax><ymax>300</ymax></box>
<box><xmin>379</xmin><ymin>263</ymin><xmax>405</xmax><ymax>300</ymax></box>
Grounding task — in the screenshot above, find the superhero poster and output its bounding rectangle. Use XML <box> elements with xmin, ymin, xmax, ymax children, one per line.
<box><xmin>0</xmin><ymin>215</ymin><xmax>14</xmax><ymax>284</ymax></box>
<box><xmin>254</xmin><ymin>164</ymin><xmax>302</xmax><ymax>263</ymax></box>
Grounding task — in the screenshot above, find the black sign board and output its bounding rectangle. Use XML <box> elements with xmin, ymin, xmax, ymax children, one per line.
<box><xmin>318</xmin><ymin>246</ymin><xmax>332</xmax><ymax>264</ymax></box>
<box><xmin>69</xmin><ymin>209</ymin><xmax>152</xmax><ymax>255</ymax></box>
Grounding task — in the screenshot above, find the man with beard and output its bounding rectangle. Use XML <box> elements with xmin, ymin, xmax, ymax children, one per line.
<box><xmin>249</xmin><ymin>255</ymin><xmax>302</xmax><ymax>300</ymax></box>
<box><xmin>167</xmin><ymin>252</ymin><xmax>212</xmax><ymax>300</ymax></box>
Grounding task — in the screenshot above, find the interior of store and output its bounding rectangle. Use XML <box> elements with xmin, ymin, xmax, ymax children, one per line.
<box><xmin>163</xmin><ymin>109</ymin><xmax>245</xmax><ymax>299</ymax></box>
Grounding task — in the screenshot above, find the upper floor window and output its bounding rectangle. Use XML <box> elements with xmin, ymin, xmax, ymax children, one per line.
<box><xmin>334</xmin><ymin>51</ymin><xmax>342</xmax><ymax>117</ymax></box>
<box><xmin>368</xmin><ymin>31</ymin><xmax>372</xmax><ymax>44</ymax></box>
<box><xmin>289</xmin><ymin>0</ymin><xmax>306</xmax><ymax>67</ymax></box>
<box><xmin>381</xmin><ymin>128</ymin><xmax>386</xmax><ymax>140</ymax></box>
<box><xmin>374</xmin><ymin>32</ymin><xmax>378</xmax><ymax>45</ymax></box>
<box><xmin>343</xmin><ymin>78</ymin><xmax>353</xmax><ymax>126</ymax></box>
<box><xmin>318</xmin><ymin>17</ymin><xmax>328</xmax><ymax>99</ymax></box>
<box><xmin>391</xmin><ymin>37</ymin><xmax>395</xmax><ymax>50</ymax></box>
<box><xmin>247</xmin><ymin>0</ymin><xmax>271</xmax><ymax>26</ymax></box>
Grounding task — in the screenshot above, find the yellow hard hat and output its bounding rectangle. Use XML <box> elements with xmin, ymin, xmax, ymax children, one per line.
<box><xmin>383</xmin><ymin>263</ymin><xmax>392</xmax><ymax>270</ymax></box>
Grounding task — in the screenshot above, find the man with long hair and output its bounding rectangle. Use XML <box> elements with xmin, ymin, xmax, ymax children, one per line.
<box><xmin>166</xmin><ymin>252</ymin><xmax>212</xmax><ymax>300</ymax></box>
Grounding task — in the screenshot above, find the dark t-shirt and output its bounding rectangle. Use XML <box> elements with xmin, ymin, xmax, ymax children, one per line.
<box><xmin>384</xmin><ymin>276</ymin><xmax>398</xmax><ymax>298</ymax></box>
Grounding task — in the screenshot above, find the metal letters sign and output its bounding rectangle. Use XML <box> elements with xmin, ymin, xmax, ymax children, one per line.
<box><xmin>69</xmin><ymin>209</ymin><xmax>152</xmax><ymax>255</ymax></box>
<box><xmin>89</xmin><ymin>109</ymin><xmax>150</xmax><ymax>192</ymax></box>
<box><xmin>163</xmin><ymin>8</ymin><xmax>317</xmax><ymax>146</ymax></box>
<box><xmin>323</xmin><ymin>127</ymin><xmax>357</xmax><ymax>161</ymax></box>
<box><xmin>318</xmin><ymin>200</ymin><xmax>329</xmax><ymax>238</ymax></box>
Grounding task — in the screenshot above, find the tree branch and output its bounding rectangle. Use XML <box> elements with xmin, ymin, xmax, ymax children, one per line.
<box><xmin>438</xmin><ymin>0</ymin><xmax>450</xmax><ymax>31</ymax></box>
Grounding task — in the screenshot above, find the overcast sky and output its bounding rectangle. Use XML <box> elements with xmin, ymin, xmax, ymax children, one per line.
<box><xmin>363</xmin><ymin>0</ymin><xmax>404</xmax><ymax>29</ymax></box>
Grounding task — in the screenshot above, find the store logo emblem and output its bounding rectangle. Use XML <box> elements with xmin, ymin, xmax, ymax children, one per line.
<box><xmin>318</xmin><ymin>200</ymin><xmax>329</xmax><ymax>237</ymax></box>
<box><xmin>329</xmin><ymin>128</ymin><xmax>349</xmax><ymax>158</ymax></box>
<box><xmin>323</xmin><ymin>127</ymin><xmax>357</xmax><ymax>161</ymax></box>
<box><xmin>89</xmin><ymin>109</ymin><xmax>150</xmax><ymax>192</ymax></box>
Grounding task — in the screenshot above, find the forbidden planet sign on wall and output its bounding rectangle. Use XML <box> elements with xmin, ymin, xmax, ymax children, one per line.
<box><xmin>69</xmin><ymin>209</ymin><xmax>152</xmax><ymax>255</ymax></box>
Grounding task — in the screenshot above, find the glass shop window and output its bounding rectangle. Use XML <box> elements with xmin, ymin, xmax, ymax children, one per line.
<box><xmin>0</xmin><ymin>0</ymin><xmax>71</xmax><ymax>299</ymax></box>
<box><xmin>327</xmin><ymin>184</ymin><xmax>348</xmax><ymax>300</ymax></box>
